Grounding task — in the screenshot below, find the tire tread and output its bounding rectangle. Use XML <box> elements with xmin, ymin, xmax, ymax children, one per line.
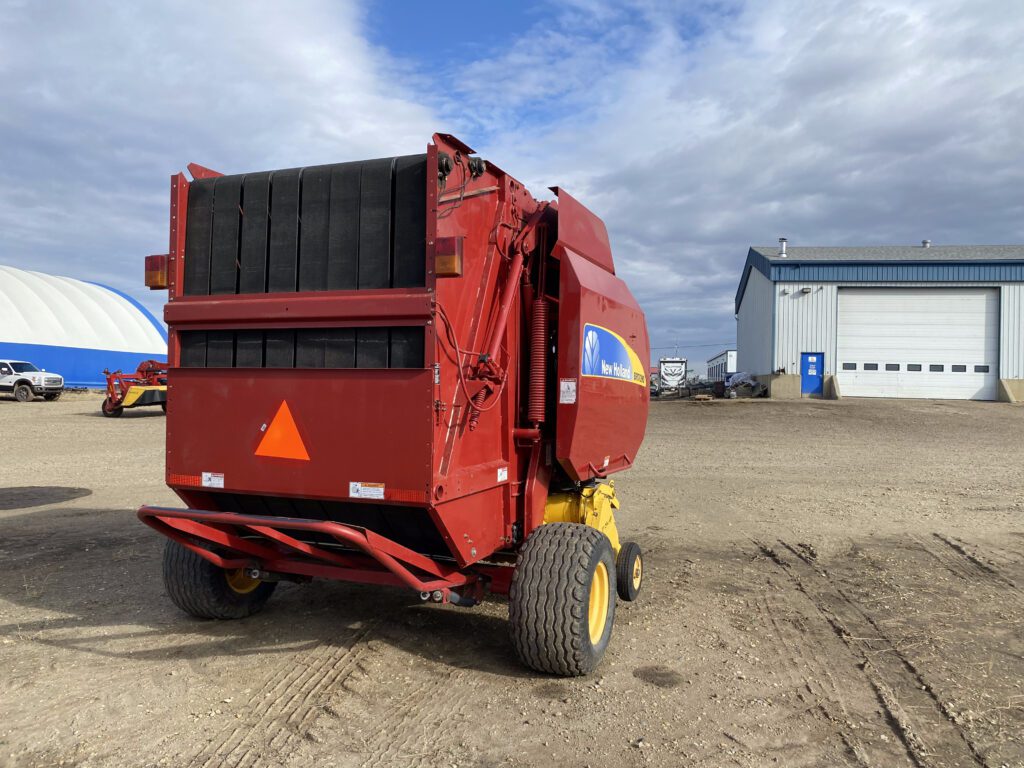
<box><xmin>162</xmin><ymin>540</ymin><xmax>276</xmax><ymax>619</ymax></box>
<box><xmin>616</xmin><ymin>541</ymin><xmax>643</xmax><ymax>601</ymax></box>
<box><xmin>509</xmin><ymin>523</ymin><xmax>616</xmax><ymax>676</ymax></box>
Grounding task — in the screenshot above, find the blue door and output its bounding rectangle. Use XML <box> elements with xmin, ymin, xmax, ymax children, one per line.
<box><xmin>800</xmin><ymin>353</ymin><xmax>824</xmax><ymax>396</ymax></box>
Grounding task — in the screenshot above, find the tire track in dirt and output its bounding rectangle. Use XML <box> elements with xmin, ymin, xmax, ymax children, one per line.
<box><xmin>965</xmin><ymin>537</ymin><xmax>1024</xmax><ymax>571</ymax></box>
<box><xmin>922</xmin><ymin>534</ymin><xmax>1022</xmax><ymax>597</ymax></box>
<box><xmin>180</xmin><ymin>623</ymin><xmax>376</xmax><ymax>768</ymax></box>
<box><xmin>231</xmin><ymin>629</ymin><xmax>378</xmax><ymax>768</ymax></box>
<box><xmin>752</xmin><ymin>539</ymin><xmax>987</xmax><ymax>768</ymax></box>
<box><xmin>751</xmin><ymin>588</ymin><xmax>876</xmax><ymax>767</ymax></box>
<box><xmin>358</xmin><ymin>665</ymin><xmax>472</xmax><ymax>768</ymax></box>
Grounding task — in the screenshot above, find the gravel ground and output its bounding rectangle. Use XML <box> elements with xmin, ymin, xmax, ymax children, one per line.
<box><xmin>0</xmin><ymin>392</ymin><xmax>1021</xmax><ymax>767</ymax></box>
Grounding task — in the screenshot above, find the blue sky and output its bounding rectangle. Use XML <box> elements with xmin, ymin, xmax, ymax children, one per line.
<box><xmin>2</xmin><ymin>0</ymin><xmax>1022</xmax><ymax>372</ymax></box>
<box><xmin>363</xmin><ymin>1</ymin><xmax>543</xmax><ymax>69</ymax></box>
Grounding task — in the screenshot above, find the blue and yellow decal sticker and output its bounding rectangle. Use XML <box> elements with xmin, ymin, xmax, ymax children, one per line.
<box><xmin>581</xmin><ymin>323</ymin><xmax>646</xmax><ymax>386</ymax></box>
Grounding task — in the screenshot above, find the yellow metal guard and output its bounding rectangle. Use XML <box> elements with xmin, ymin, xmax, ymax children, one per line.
<box><xmin>543</xmin><ymin>481</ymin><xmax>621</xmax><ymax>554</ymax></box>
<box><xmin>122</xmin><ymin>385</ymin><xmax>167</xmax><ymax>408</ymax></box>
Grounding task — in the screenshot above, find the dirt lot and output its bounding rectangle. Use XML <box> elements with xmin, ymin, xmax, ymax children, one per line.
<box><xmin>0</xmin><ymin>393</ymin><xmax>1021</xmax><ymax>768</ymax></box>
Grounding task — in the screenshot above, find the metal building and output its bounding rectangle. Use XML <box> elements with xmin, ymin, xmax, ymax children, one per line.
<box><xmin>0</xmin><ymin>265</ymin><xmax>167</xmax><ymax>387</ymax></box>
<box><xmin>734</xmin><ymin>241</ymin><xmax>1024</xmax><ymax>401</ymax></box>
<box><xmin>706</xmin><ymin>349</ymin><xmax>736</xmax><ymax>382</ymax></box>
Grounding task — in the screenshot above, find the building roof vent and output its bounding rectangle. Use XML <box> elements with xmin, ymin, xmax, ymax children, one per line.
<box><xmin>922</xmin><ymin>239</ymin><xmax>931</xmax><ymax>248</ymax></box>
<box><xmin>778</xmin><ymin>237</ymin><xmax>787</xmax><ymax>257</ymax></box>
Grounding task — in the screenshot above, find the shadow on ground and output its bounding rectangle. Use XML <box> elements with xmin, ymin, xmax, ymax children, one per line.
<box><xmin>79</xmin><ymin>409</ymin><xmax>166</xmax><ymax>418</ymax></box>
<box><xmin>0</xmin><ymin>486</ymin><xmax>92</xmax><ymax>510</ymax></box>
<box><xmin>0</xmin><ymin>504</ymin><xmax>534</xmax><ymax>678</ymax></box>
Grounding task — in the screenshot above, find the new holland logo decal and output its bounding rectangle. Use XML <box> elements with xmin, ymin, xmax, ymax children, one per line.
<box><xmin>581</xmin><ymin>323</ymin><xmax>646</xmax><ymax>387</ymax></box>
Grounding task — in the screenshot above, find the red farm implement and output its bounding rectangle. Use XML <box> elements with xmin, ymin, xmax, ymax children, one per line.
<box><xmin>101</xmin><ymin>359</ymin><xmax>168</xmax><ymax>417</ymax></box>
<box><xmin>138</xmin><ymin>133</ymin><xmax>649</xmax><ymax>675</ymax></box>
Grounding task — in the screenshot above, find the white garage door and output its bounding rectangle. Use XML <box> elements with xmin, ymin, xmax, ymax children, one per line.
<box><xmin>837</xmin><ymin>288</ymin><xmax>999</xmax><ymax>400</ymax></box>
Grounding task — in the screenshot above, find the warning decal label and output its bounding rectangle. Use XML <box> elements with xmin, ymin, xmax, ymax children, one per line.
<box><xmin>559</xmin><ymin>378</ymin><xmax>577</xmax><ymax>404</ymax></box>
<box><xmin>349</xmin><ymin>481</ymin><xmax>385</xmax><ymax>500</ymax></box>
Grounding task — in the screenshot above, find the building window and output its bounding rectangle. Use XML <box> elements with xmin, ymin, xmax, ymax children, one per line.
<box><xmin>907</xmin><ymin>364</ymin><xmax>922</xmax><ymax>372</ymax></box>
<box><xmin>930</xmin><ymin>364</ymin><xmax>944</xmax><ymax>372</ymax></box>
<box><xmin>885</xmin><ymin>364</ymin><xmax>899</xmax><ymax>371</ymax></box>
<box><xmin>975</xmin><ymin>365</ymin><xmax>990</xmax><ymax>373</ymax></box>
<box><xmin>842</xmin><ymin>363</ymin><xmax>856</xmax><ymax>370</ymax></box>
<box><xmin>952</xmin><ymin>365</ymin><xmax>967</xmax><ymax>372</ymax></box>
<box><xmin>864</xmin><ymin>363</ymin><xmax>878</xmax><ymax>371</ymax></box>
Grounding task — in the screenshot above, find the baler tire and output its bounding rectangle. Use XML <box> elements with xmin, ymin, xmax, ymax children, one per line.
<box><xmin>160</xmin><ymin>401</ymin><xmax>167</xmax><ymax>413</ymax></box>
<box><xmin>14</xmin><ymin>384</ymin><xmax>33</xmax><ymax>402</ymax></box>
<box><xmin>101</xmin><ymin>398</ymin><xmax>123</xmax><ymax>418</ymax></box>
<box><xmin>509</xmin><ymin>522</ymin><xmax>617</xmax><ymax>676</ymax></box>
<box><xmin>162</xmin><ymin>540</ymin><xmax>277</xmax><ymax>620</ymax></box>
<box><xmin>616</xmin><ymin>541</ymin><xmax>643</xmax><ymax>601</ymax></box>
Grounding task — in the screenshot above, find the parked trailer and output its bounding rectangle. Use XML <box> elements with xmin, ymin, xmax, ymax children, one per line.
<box><xmin>656</xmin><ymin>356</ymin><xmax>687</xmax><ymax>395</ymax></box>
<box><xmin>137</xmin><ymin>134</ymin><xmax>650</xmax><ymax>675</ymax></box>
<box><xmin>101</xmin><ymin>360</ymin><xmax>168</xmax><ymax>417</ymax></box>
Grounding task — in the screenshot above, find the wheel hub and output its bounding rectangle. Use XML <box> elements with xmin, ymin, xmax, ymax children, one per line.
<box><xmin>224</xmin><ymin>568</ymin><xmax>261</xmax><ymax>594</ymax></box>
<box><xmin>588</xmin><ymin>561</ymin><xmax>610</xmax><ymax>645</ymax></box>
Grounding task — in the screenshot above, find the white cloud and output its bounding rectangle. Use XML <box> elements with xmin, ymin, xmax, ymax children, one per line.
<box><xmin>2</xmin><ymin>0</ymin><xmax>1022</xmax><ymax>374</ymax></box>
<box><xmin>0</xmin><ymin>0</ymin><xmax>438</xmax><ymax>314</ymax></box>
<box><xmin>451</xmin><ymin>0</ymin><xmax>1024</xmax><ymax>368</ymax></box>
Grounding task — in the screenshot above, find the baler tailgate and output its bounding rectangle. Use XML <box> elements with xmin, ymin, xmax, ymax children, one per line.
<box><xmin>166</xmin><ymin>368</ymin><xmax>433</xmax><ymax>501</ymax></box>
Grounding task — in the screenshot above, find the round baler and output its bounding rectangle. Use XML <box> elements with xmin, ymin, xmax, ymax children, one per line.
<box><xmin>138</xmin><ymin>133</ymin><xmax>649</xmax><ymax>676</ymax></box>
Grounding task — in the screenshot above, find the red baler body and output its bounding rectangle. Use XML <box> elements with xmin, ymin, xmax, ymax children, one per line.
<box><xmin>140</xmin><ymin>134</ymin><xmax>648</xmax><ymax>599</ymax></box>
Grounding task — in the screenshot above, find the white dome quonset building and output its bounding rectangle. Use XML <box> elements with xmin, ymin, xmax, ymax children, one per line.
<box><xmin>0</xmin><ymin>265</ymin><xmax>167</xmax><ymax>387</ymax></box>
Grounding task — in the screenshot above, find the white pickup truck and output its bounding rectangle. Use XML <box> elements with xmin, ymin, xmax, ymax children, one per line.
<box><xmin>0</xmin><ymin>360</ymin><xmax>65</xmax><ymax>402</ymax></box>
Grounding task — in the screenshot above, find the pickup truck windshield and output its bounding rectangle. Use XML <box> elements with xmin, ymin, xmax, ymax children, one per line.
<box><xmin>10</xmin><ymin>363</ymin><xmax>39</xmax><ymax>373</ymax></box>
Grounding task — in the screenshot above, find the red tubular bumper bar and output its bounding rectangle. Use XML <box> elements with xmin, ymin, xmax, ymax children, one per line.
<box><xmin>137</xmin><ymin>506</ymin><xmax>476</xmax><ymax>593</ymax></box>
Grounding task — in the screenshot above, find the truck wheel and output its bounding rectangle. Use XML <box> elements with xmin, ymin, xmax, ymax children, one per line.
<box><xmin>616</xmin><ymin>541</ymin><xmax>643</xmax><ymax>601</ymax></box>
<box><xmin>101</xmin><ymin>397</ymin><xmax>123</xmax><ymax>417</ymax></box>
<box><xmin>14</xmin><ymin>384</ymin><xmax>33</xmax><ymax>402</ymax></box>
<box><xmin>162</xmin><ymin>540</ymin><xmax>277</xmax><ymax>619</ymax></box>
<box><xmin>43</xmin><ymin>392</ymin><xmax>62</xmax><ymax>401</ymax></box>
<box><xmin>509</xmin><ymin>522</ymin><xmax>617</xmax><ymax>676</ymax></box>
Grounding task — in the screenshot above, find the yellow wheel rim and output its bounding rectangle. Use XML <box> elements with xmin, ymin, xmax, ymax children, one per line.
<box><xmin>632</xmin><ymin>555</ymin><xmax>643</xmax><ymax>590</ymax></box>
<box><xmin>588</xmin><ymin>562</ymin><xmax>610</xmax><ymax>645</ymax></box>
<box><xmin>225</xmin><ymin>568</ymin><xmax>260</xmax><ymax>595</ymax></box>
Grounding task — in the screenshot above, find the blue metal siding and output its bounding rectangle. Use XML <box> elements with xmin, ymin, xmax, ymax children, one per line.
<box><xmin>771</xmin><ymin>262</ymin><xmax>1024</xmax><ymax>283</ymax></box>
<box><xmin>0</xmin><ymin>342</ymin><xmax>167</xmax><ymax>387</ymax></box>
<box><xmin>736</xmin><ymin>253</ymin><xmax>1024</xmax><ymax>313</ymax></box>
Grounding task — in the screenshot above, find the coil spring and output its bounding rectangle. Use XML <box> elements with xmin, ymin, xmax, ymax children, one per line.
<box><xmin>528</xmin><ymin>299</ymin><xmax>549</xmax><ymax>423</ymax></box>
<box><xmin>467</xmin><ymin>388</ymin><xmax>487</xmax><ymax>431</ymax></box>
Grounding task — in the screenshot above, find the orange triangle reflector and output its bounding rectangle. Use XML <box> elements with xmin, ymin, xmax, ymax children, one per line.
<box><xmin>255</xmin><ymin>401</ymin><xmax>310</xmax><ymax>461</ymax></box>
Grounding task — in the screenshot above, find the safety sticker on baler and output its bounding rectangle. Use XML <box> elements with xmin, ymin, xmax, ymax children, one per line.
<box><xmin>559</xmin><ymin>378</ymin><xmax>577</xmax><ymax>404</ymax></box>
<box><xmin>581</xmin><ymin>324</ymin><xmax>647</xmax><ymax>386</ymax></box>
<box><xmin>349</xmin><ymin>481</ymin><xmax>385</xmax><ymax>500</ymax></box>
<box><xmin>201</xmin><ymin>472</ymin><xmax>225</xmax><ymax>489</ymax></box>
